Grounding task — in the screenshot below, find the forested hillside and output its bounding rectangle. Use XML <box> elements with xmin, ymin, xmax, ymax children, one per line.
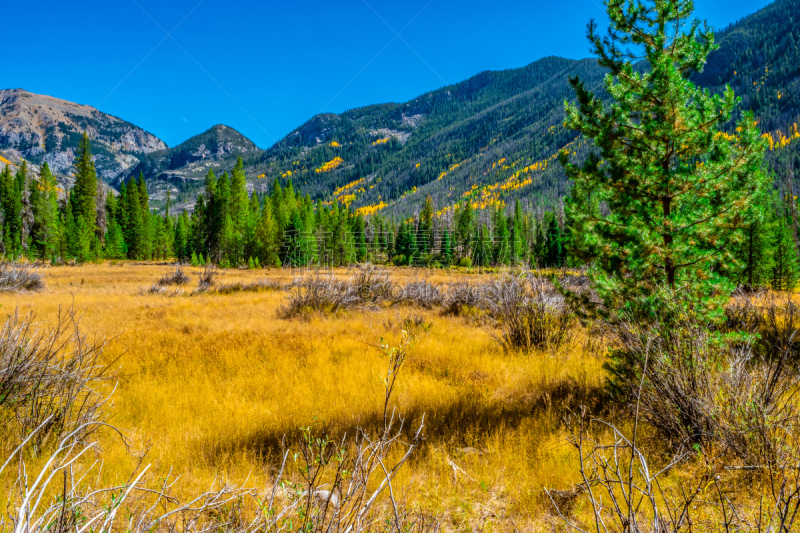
<box><xmin>245</xmin><ymin>57</ymin><xmax>607</xmax><ymax>219</ymax></box>
<box><xmin>696</xmin><ymin>0</ymin><xmax>800</xmax><ymax>179</ymax></box>
<box><xmin>157</xmin><ymin>0</ymin><xmax>800</xmax><ymax>221</ymax></box>
<box><xmin>122</xmin><ymin>125</ymin><xmax>262</xmax><ymax>210</ymax></box>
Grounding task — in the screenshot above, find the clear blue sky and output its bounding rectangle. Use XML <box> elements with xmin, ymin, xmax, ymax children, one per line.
<box><xmin>2</xmin><ymin>0</ymin><xmax>774</xmax><ymax>149</ymax></box>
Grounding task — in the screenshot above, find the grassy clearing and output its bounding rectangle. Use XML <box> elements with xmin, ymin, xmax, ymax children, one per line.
<box><xmin>0</xmin><ymin>263</ymin><xmax>613</xmax><ymax>529</ymax></box>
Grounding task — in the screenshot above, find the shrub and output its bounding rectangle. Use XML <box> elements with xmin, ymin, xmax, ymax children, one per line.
<box><xmin>547</xmin><ymin>406</ymin><xmax>800</xmax><ymax>532</ymax></box>
<box><xmin>0</xmin><ymin>306</ymin><xmax>110</xmax><ymax>447</ymax></box>
<box><xmin>396</xmin><ymin>280</ymin><xmax>444</xmax><ymax>309</ymax></box>
<box><xmin>216</xmin><ymin>279</ymin><xmax>285</xmax><ymax>294</ymax></box>
<box><xmin>392</xmin><ymin>254</ymin><xmax>407</xmax><ymax>266</ymax></box>
<box><xmin>157</xmin><ymin>266</ymin><xmax>190</xmax><ymax>286</ymax></box>
<box><xmin>485</xmin><ymin>270</ymin><xmax>575</xmax><ymax>353</ymax></box>
<box><xmin>457</xmin><ymin>257</ymin><xmax>472</xmax><ymax>268</ymax></box>
<box><xmin>278</xmin><ymin>273</ymin><xmax>358</xmax><ymax>319</ymax></box>
<box><xmin>604</xmin><ymin>287</ymin><xmax>800</xmax><ymax>465</ymax></box>
<box><xmin>0</xmin><ymin>261</ymin><xmax>45</xmax><ymax>291</ymax></box>
<box><xmin>441</xmin><ymin>281</ymin><xmax>486</xmax><ymax>316</ymax></box>
<box><xmin>349</xmin><ymin>263</ymin><xmax>394</xmax><ymax>304</ymax></box>
<box><xmin>195</xmin><ymin>265</ymin><xmax>217</xmax><ymax>293</ymax></box>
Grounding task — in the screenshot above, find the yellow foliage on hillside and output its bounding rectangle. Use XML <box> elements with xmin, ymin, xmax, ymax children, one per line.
<box><xmin>356</xmin><ymin>201</ymin><xmax>388</xmax><ymax>216</ymax></box>
<box><xmin>760</xmin><ymin>124</ymin><xmax>800</xmax><ymax>151</ymax></box>
<box><xmin>315</xmin><ymin>157</ymin><xmax>344</xmax><ymax>173</ymax></box>
<box><xmin>333</xmin><ymin>177</ymin><xmax>364</xmax><ymax>197</ymax></box>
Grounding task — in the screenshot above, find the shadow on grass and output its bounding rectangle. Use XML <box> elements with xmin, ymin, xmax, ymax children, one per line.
<box><xmin>202</xmin><ymin>371</ymin><xmax>610</xmax><ymax>463</ymax></box>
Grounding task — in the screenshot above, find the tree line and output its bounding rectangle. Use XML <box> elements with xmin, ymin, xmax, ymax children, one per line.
<box><xmin>4</xmin><ymin>129</ymin><xmax>800</xmax><ymax>292</ymax></box>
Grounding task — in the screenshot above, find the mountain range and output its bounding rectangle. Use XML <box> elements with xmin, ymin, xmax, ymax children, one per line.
<box><xmin>2</xmin><ymin>0</ymin><xmax>799</xmax><ymax>218</ymax></box>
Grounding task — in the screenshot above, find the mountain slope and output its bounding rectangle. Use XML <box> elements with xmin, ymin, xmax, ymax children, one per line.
<box><xmin>0</xmin><ymin>89</ymin><xmax>166</xmax><ymax>181</ymax></box>
<box><xmin>121</xmin><ymin>124</ymin><xmax>262</xmax><ymax>208</ymax></box>
<box><xmin>236</xmin><ymin>56</ymin><xmax>608</xmax><ymax>218</ymax></box>
<box><xmin>6</xmin><ymin>0</ymin><xmax>800</xmax><ymax>219</ymax></box>
<box><xmin>695</xmin><ymin>0</ymin><xmax>800</xmax><ymax>178</ymax></box>
<box><xmin>233</xmin><ymin>0</ymin><xmax>800</xmax><ymax>219</ymax></box>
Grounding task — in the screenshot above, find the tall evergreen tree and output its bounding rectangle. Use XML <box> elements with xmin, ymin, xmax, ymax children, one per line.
<box><xmin>31</xmin><ymin>162</ymin><xmax>59</xmax><ymax>259</ymax></box>
<box><xmin>70</xmin><ymin>132</ymin><xmax>98</xmax><ymax>235</ymax></box>
<box><xmin>771</xmin><ymin>194</ymin><xmax>799</xmax><ymax>291</ymax></box>
<box><xmin>561</xmin><ymin>0</ymin><xmax>768</xmax><ymax>305</ymax></box>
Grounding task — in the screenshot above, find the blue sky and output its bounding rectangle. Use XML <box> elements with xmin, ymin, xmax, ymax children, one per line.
<box><xmin>3</xmin><ymin>0</ymin><xmax>774</xmax><ymax>149</ymax></box>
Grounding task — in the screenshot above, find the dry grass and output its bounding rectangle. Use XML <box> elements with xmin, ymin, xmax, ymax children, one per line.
<box><xmin>0</xmin><ymin>263</ymin><xmax>612</xmax><ymax>531</ymax></box>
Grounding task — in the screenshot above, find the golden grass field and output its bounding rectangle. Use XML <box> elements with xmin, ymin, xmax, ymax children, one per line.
<box><xmin>0</xmin><ymin>263</ymin><xmax>633</xmax><ymax>530</ymax></box>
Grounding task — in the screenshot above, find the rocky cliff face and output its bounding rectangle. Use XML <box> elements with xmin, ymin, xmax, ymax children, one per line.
<box><xmin>0</xmin><ymin>89</ymin><xmax>167</xmax><ymax>182</ymax></box>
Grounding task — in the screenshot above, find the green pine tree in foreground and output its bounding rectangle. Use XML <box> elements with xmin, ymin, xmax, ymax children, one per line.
<box><xmin>562</xmin><ymin>0</ymin><xmax>768</xmax><ymax>311</ymax></box>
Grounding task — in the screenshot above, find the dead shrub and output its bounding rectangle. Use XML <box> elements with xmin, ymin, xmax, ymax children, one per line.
<box><xmin>0</xmin><ymin>306</ymin><xmax>111</xmax><ymax>450</ymax></box>
<box><xmin>157</xmin><ymin>266</ymin><xmax>190</xmax><ymax>286</ymax></box>
<box><xmin>441</xmin><ymin>281</ymin><xmax>486</xmax><ymax>316</ymax></box>
<box><xmin>547</xmin><ymin>405</ymin><xmax>800</xmax><ymax>532</ymax></box>
<box><xmin>278</xmin><ymin>273</ymin><xmax>359</xmax><ymax>319</ymax></box>
<box><xmin>396</xmin><ymin>280</ymin><xmax>444</xmax><ymax>309</ymax></box>
<box><xmin>605</xmin><ymin>287</ymin><xmax>800</xmax><ymax>466</ymax></box>
<box><xmin>216</xmin><ymin>278</ymin><xmax>286</xmax><ymax>294</ymax></box>
<box><xmin>485</xmin><ymin>270</ymin><xmax>576</xmax><ymax>353</ymax></box>
<box><xmin>757</xmin><ymin>293</ymin><xmax>800</xmax><ymax>364</ymax></box>
<box><xmin>349</xmin><ymin>263</ymin><xmax>394</xmax><ymax>304</ymax></box>
<box><xmin>195</xmin><ymin>265</ymin><xmax>217</xmax><ymax>293</ymax></box>
<box><xmin>0</xmin><ymin>261</ymin><xmax>44</xmax><ymax>291</ymax></box>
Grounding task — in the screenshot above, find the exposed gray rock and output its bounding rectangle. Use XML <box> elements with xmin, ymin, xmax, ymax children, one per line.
<box><xmin>0</xmin><ymin>89</ymin><xmax>168</xmax><ymax>184</ymax></box>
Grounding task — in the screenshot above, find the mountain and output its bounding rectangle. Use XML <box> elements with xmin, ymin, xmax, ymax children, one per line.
<box><xmin>226</xmin><ymin>0</ymin><xmax>800</xmax><ymax>219</ymax></box>
<box><xmin>242</xmin><ymin>57</ymin><xmax>606</xmax><ymax>219</ymax></box>
<box><xmin>694</xmin><ymin>0</ymin><xmax>800</xmax><ymax>177</ymax></box>
<box><xmin>0</xmin><ymin>89</ymin><xmax>166</xmax><ymax>182</ymax></box>
<box><xmin>121</xmin><ymin>124</ymin><xmax>262</xmax><ymax>209</ymax></box>
<box><xmin>5</xmin><ymin>0</ymin><xmax>800</xmax><ymax>219</ymax></box>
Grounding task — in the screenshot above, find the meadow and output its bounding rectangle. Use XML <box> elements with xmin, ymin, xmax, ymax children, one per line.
<box><xmin>0</xmin><ymin>263</ymin><xmax>612</xmax><ymax>531</ymax></box>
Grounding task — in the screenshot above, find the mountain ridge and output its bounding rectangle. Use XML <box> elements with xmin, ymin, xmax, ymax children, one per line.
<box><xmin>3</xmin><ymin>0</ymin><xmax>800</xmax><ymax>217</ymax></box>
<box><xmin>0</xmin><ymin>89</ymin><xmax>167</xmax><ymax>182</ymax></box>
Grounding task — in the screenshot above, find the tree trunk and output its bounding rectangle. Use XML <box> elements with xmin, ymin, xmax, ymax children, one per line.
<box><xmin>662</xmin><ymin>196</ymin><xmax>675</xmax><ymax>286</ymax></box>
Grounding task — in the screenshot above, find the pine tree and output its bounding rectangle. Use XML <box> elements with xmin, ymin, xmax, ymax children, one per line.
<box><xmin>70</xmin><ymin>133</ymin><xmax>98</xmax><ymax>234</ymax></box>
<box><xmin>419</xmin><ymin>195</ymin><xmax>434</xmax><ymax>255</ymax></box>
<box><xmin>561</xmin><ymin>0</ymin><xmax>768</xmax><ymax>305</ymax></box>
<box><xmin>228</xmin><ymin>157</ymin><xmax>249</xmax><ymax>262</ymax></box>
<box><xmin>123</xmin><ymin>180</ymin><xmax>145</xmax><ymax>259</ymax></box>
<box><xmin>771</xmin><ymin>195</ymin><xmax>799</xmax><ymax>291</ymax></box>
<box><xmin>494</xmin><ymin>209</ymin><xmax>510</xmax><ymax>265</ymax></box>
<box><xmin>32</xmin><ymin>163</ymin><xmax>58</xmax><ymax>259</ymax></box>
<box><xmin>441</xmin><ymin>229</ymin><xmax>453</xmax><ymax>265</ymax></box>
<box><xmin>394</xmin><ymin>222</ymin><xmax>411</xmax><ymax>265</ymax></box>
<box><xmin>254</xmin><ymin>200</ymin><xmax>280</xmax><ymax>267</ymax></box>
<box><xmin>473</xmin><ymin>225</ymin><xmax>491</xmax><ymax>268</ymax></box>
<box><xmin>544</xmin><ymin>213</ymin><xmax>563</xmax><ymax>268</ymax></box>
<box><xmin>532</xmin><ymin>217</ymin><xmax>547</xmax><ymax>268</ymax></box>
<box><xmin>355</xmin><ymin>214</ymin><xmax>367</xmax><ymax>263</ymax></box>
<box><xmin>732</xmin><ymin>190</ymin><xmax>773</xmax><ymax>288</ymax></box>
<box><xmin>174</xmin><ymin>212</ymin><xmax>190</xmax><ymax>262</ymax></box>
<box><xmin>456</xmin><ymin>201</ymin><xmax>474</xmax><ymax>260</ymax></box>
<box><xmin>512</xmin><ymin>199</ymin><xmax>525</xmax><ymax>263</ymax></box>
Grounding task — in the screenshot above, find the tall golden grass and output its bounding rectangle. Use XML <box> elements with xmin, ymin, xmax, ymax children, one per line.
<box><xmin>0</xmin><ymin>263</ymin><xmax>609</xmax><ymax>530</ymax></box>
